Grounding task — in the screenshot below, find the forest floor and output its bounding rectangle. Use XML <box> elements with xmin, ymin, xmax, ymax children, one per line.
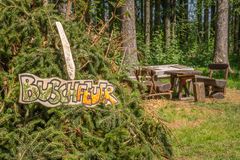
<box><xmin>141</xmin><ymin>89</ymin><xmax>240</xmax><ymax>160</ymax></box>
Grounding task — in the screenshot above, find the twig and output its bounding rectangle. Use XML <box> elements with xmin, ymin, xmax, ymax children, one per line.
<box><xmin>73</xmin><ymin>0</ymin><xmax>76</xmax><ymax>17</ymax></box>
<box><xmin>118</xmin><ymin>48</ymin><xmax>127</xmax><ymax>73</ymax></box>
<box><xmin>79</xmin><ymin>60</ymin><xmax>91</xmax><ymax>70</ymax></box>
<box><xmin>66</xmin><ymin>0</ymin><xmax>71</xmax><ymax>20</ymax></box>
<box><xmin>105</xmin><ymin>30</ymin><xmax>114</xmax><ymax>57</ymax></box>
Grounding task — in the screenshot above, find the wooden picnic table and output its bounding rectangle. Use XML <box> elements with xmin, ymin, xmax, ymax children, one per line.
<box><xmin>131</xmin><ymin>64</ymin><xmax>202</xmax><ymax>100</ymax></box>
<box><xmin>164</xmin><ymin>70</ymin><xmax>202</xmax><ymax>100</ymax></box>
<box><xmin>130</xmin><ymin>64</ymin><xmax>194</xmax><ymax>79</ymax></box>
<box><xmin>144</xmin><ymin>64</ymin><xmax>194</xmax><ymax>78</ymax></box>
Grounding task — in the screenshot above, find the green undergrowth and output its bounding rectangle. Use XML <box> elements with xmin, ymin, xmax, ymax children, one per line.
<box><xmin>0</xmin><ymin>1</ymin><xmax>172</xmax><ymax>159</ymax></box>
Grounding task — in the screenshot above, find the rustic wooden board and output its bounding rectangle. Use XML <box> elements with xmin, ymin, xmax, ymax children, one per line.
<box><xmin>164</xmin><ymin>70</ymin><xmax>202</xmax><ymax>76</ymax></box>
<box><xmin>142</xmin><ymin>64</ymin><xmax>194</xmax><ymax>78</ymax></box>
<box><xmin>19</xmin><ymin>73</ymin><xmax>118</xmax><ymax>107</ymax></box>
<box><xmin>208</xmin><ymin>63</ymin><xmax>228</xmax><ymax>70</ymax></box>
<box><xmin>195</xmin><ymin>76</ymin><xmax>227</xmax><ymax>88</ymax></box>
<box><xmin>130</xmin><ymin>64</ymin><xmax>195</xmax><ymax>80</ymax></box>
<box><xmin>56</xmin><ymin>22</ymin><xmax>76</xmax><ymax>80</ymax></box>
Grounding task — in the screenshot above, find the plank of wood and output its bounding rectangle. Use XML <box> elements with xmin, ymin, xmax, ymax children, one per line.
<box><xmin>164</xmin><ymin>70</ymin><xmax>202</xmax><ymax>75</ymax></box>
<box><xmin>154</xmin><ymin>82</ymin><xmax>171</xmax><ymax>92</ymax></box>
<box><xmin>144</xmin><ymin>64</ymin><xmax>193</xmax><ymax>70</ymax></box>
<box><xmin>172</xmin><ymin>64</ymin><xmax>190</xmax><ymax>69</ymax></box>
<box><xmin>195</xmin><ymin>76</ymin><xmax>227</xmax><ymax>88</ymax></box>
<box><xmin>179</xmin><ymin>96</ymin><xmax>194</xmax><ymax>101</ymax></box>
<box><xmin>208</xmin><ymin>63</ymin><xmax>228</xmax><ymax>70</ymax></box>
<box><xmin>193</xmin><ymin>82</ymin><xmax>205</xmax><ymax>102</ymax></box>
<box><xmin>131</xmin><ymin>65</ymin><xmax>194</xmax><ymax>79</ymax></box>
<box><xmin>56</xmin><ymin>22</ymin><xmax>76</xmax><ymax>80</ymax></box>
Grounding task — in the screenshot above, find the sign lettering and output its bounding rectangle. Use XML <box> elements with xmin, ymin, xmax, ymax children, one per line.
<box><xmin>19</xmin><ymin>73</ymin><xmax>118</xmax><ymax>107</ymax></box>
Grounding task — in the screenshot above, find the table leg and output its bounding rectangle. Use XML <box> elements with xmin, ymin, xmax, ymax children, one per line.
<box><xmin>170</xmin><ymin>75</ymin><xmax>175</xmax><ymax>90</ymax></box>
<box><xmin>178</xmin><ymin>79</ymin><xmax>183</xmax><ymax>99</ymax></box>
<box><xmin>183</xmin><ymin>79</ymin><xmax>190</xmax><ymax>96</ymax></box>
<box><xmin>184</xmin><ymin>85</ymin><xmax>190</xmax><ymax>96</ymax></box>
<box><xmin>179</xmin><ymin>78</ymin><xmax>192</xmax><ymax>99</ymax></box>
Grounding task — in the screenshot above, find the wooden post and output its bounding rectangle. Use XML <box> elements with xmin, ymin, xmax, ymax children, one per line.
<box><xmin>55</xmin><ymin>22</ymin><xmax>75</xmax><ymax>80</ymax></box>
<box><xmin>193</xmin><ymin>82</ymin><xmax>205</xmax><ymax>102</ymax></box>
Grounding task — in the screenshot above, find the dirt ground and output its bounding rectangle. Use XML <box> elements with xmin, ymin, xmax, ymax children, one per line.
<box><xmin>141</xmin><ymin>89</ymin><xmax>240</xmax><ymax>129</ymax></box>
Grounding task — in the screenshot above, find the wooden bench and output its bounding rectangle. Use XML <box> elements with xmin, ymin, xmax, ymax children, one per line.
<box><xmin>195</xmin><ymin>63</ymin><xmax>229</xmax><ymax>99</ymax></box>
<box><xmin>134</xmin><ymin>67</ymin><xmax>172</xmax><ymax>99</ymax></box>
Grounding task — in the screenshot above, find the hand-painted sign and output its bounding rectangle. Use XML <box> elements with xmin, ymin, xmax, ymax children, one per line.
<box><xmin>19</xmin><ymin>73</ymin><xmax>118</xmax><ymax>107</ymax></box>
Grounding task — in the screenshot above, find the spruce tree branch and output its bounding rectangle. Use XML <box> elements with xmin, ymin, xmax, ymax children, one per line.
<box><xmin>91</xmin><ymin>0</ymin><xmax>121</xmax><ymax>46</ymax></box>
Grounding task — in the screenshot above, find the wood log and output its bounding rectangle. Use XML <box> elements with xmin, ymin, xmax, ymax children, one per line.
<box><xmin>193</xmin><ymin>82</ymin><xmax>205</xmax><ymax>102</ymax></box>
<box><xmin>211</xmin><ymin>92</ymin><xmax>224</xmax><ymax>99</ymax></box>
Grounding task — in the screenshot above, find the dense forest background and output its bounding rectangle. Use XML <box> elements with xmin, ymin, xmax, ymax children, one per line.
<box><xmin>70</xmin><ymin>0</ymin><xmax>240</xmax><ymax>70</ymax></box>
<box><xmin>0</xmin><ymin>0</ymin><xmax>239</xmax><ymax>159</ymax></box>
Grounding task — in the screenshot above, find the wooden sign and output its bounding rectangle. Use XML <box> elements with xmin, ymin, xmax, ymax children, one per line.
<box><xmin>19</xmin><ymin>73</ymin><xmax>119</xmax><ymax>107</ymax></box>
<box><xmin>56</xmin><ymin>22</ymin><xmax>75</xmax><ymax>80</ymax></box>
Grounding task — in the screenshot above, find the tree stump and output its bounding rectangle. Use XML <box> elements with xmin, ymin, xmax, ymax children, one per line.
<box><xmin>193</xmin><ymin>82</ymin><xmax>205</xmax><ymax>102</ymax></box>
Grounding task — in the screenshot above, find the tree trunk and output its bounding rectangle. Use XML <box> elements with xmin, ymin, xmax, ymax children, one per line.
<box><xmin>155</xmin><ymin>0</ymin><xmax>161</xmax><ymax>30</ymax></box>
<box><xmin>163</xmin><ymin>0</ymin><xmax>171</xmax><ymax>49</ymax></box>
<box><xmin>233</xmin><ymin>14</ymin><xmax>239</xmax><ymax>57</ymax></box>
<box><xmin>135</xmin><ymin>0</ymin><xmax>139</xmax><ymax>24</ymax></box>
<box><xmin>214</xmin><ymin>0</ymin><xmax>229</xmax><ymax>64</ymax></box>
<box><xmin>150</xmin><ymin>0</ymin><xmax>154</xmax><ymax>39</ymax></box>
<box><xmin>145</xmin><ymin>0</ymin><xmax>151</xmax><ymax>46</ymax></box>
<box><xmin>121</xmin><ymin>0</ymin><xmax>138</xmax><ymax>73</ymax></box>
<box><xmin>211</xmin><ymin>1</ymin><xmax>216</xmax><ymax>35</ymax></box>
<box><xmin>179</xmin><ymin>0</ymin><xmax>188</xmax><ymax>47</ymax></box>
<box><xmin>204</xmin><ymin>0</ymin><xmax>209</xmax><ymax>41</ymax></box>
<box><xmin>171</xmin><ymin>0</ymin><xmax>176</xmax><ymax>39</ymax></box>
<box><xmin>141</xmin><ymin>0</ymin><xmax>144</xmax><ymax>26</ymax></box>
<box><xmin>197</xmin><ymin>0</ymin><xmax>203</xmax><ymax>42</ymax></box>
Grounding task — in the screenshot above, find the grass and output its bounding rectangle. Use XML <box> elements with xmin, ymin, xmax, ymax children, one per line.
<box><xmin>227</xmin><ymin>78</ymin><xmax>240</xmax><ymax>90</ymax></box>
<box><xmin>153</xmin><ymin>92</ymin><xmax>240</xmax><ymax>159</ymax></box>
<box><xmin>172</xmin><ymin>102</ymin><xmax>240</xmax><ymax>159</ymax></box>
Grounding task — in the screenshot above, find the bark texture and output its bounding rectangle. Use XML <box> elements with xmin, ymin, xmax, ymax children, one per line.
<box><xmin>204</xmin><ymin>0</ymin><xmax>209</xmax><ymax>41</ymax></box>
<box><xmin>121</xmin><ymin>0</ymin><xmax>138</xmax><ymax>73</ymax></box>
<box><xmin>233</xmin><ymin>14</ymin><xmax>239</xmax><ymax>56</ymax></box>
<box><xmin>163</xmin><ymin>0</ymin><xmax>171</xmax><ymax>48</ymax></box>
<box><xmin>211</xmin><ymin>1</ymin><xmax>216</xmax><ymax>34</ymax></box>
<box><xmin>145</xmin><ymin>0</ymin><xmax>151</xmax><ymax>46</ymax></box>
<box><xmin>214</xmin><ymin>0</ymin><xmax>229</xmax><ymax>64</ymax></box>
<box><xmin>171</xmin><ymin>0</ymin><xmax>176</xmax><ymax>39</ymax></box>
<box><xmin>155</xmin><ymin>0</ymin><xmax>161</xmax><ymax>30</ymax></box>
<box><xmin>197</xmin><ymin>0</ymin><xmax>203</xmax><ymax>41</ymax></box>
